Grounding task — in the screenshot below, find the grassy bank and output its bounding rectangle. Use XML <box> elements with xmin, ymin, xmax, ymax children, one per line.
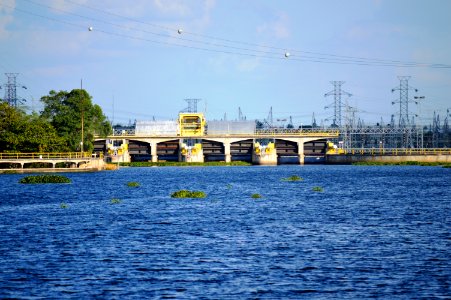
<box><xmin>120</xmin><ymin>161</ymin><xmax>252</xmax><ymax>167</ymax></box>
<box><xmin>352</xmin><ymin>161</ymin><xmax>451</xmax><ymax>168</ymax></box>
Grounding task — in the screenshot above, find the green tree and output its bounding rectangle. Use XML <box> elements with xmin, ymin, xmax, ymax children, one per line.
<box><xmin>0</xmin><ymin>102</ymin><xmax>65</xmax><ymax>152</ymax></box>
<box><xmin>40</xmin><ymin>89</ymin><xmax>111</xmax><ymax>152</ymax></box>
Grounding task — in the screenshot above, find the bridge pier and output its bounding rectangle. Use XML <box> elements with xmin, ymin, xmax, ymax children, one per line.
<box><xmin>151</xmin><ymin>143</ymin><xmax>158</xmax><ymax>162</ymax></box>
<box><xmin>224</xmin><ymin>142</ymin><xmax>231</xmax><ymax>163</ymax></box>
<box><xmin>298</xmin><ymin>140</ymin><xmax>305</xmax><ymax>165</ymax></box>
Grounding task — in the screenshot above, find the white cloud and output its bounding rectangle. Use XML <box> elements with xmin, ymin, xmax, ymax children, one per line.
<box><xmin>153</xmin><ymin>0</ymin><xmax>190</xmax><ymax>16</ymax></box>
<box><xmin>257</xmin><ymin>12</ymin><xmax>290</xmax><ymax>40</ymax></box>
<box><xmin>193</xmin><ymin>0</ymin><xmax>215</xmax><ymax>31</ymax></box>
<box><xmin>30</xmin><ymin>64</ymin><xmax>77</xmax><ymax>77</ymax></box>
<box><xmin>48</xmin><ymin>0</ymin><xmax>88</xmax><ymax>13</ymax></box>
<box><xmin>346</xmin><ymin>23</ymin><xmax>404</xmax><ymax>40</ymax></box>
<box><xmin>0</xmin><ymin>0</ymin><xmax>15</xmax><ymax>39</ymax></box>
<box><xmin>237</xmin><ymin>57</ymin><xmax>261</xmax><ymax>72</ymax></box>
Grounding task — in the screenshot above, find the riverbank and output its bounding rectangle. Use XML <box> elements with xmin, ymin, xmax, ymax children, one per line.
<box><xmin>352</xmin><ymin>161</ymin><xmax>451</xmax><ymax>167</ymax></box>
<box><xmin>326</xmin><ymin>153</ymin><xmax>451</xmax><ymax>164</ymax></box>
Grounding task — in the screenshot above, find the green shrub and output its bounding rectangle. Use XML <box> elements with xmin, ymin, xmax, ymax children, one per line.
<box><xmin>171</xmin><ymin>190</ymin><xmax>206</xmax><ymax>198</ymax></box>
<box><xmin>1</xmin><ymin>170</ymin><xmax>18</xmax><ymax>174</ymax></box>
<box><xmin>251</xmin><ymin>193</ymin><xmax>262</xmax><ymax>199</ymax></box>
<box><xmin>127</xmin><ymin>181</ymin><xmax>140</xmax><ymax>187</ymax></box>
<box><xmin>19</xmin><ymin>174</ymin><xmax>71</xmax><ymax>184</ymax></box>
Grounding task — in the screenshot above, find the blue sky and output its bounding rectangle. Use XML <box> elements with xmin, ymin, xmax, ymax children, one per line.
<box><xmin>1</xmin><ymin>0</ymin><xmax>450</xmax><ymax>127</ymax></box>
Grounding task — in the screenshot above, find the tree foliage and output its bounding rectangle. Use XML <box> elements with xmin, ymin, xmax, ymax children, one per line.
<box><xmin>40</xmin><ymin>89</ymin><xmax>111</xmax><ymax>152</ymax></box>
<box><xmin>0</xmin><ymin>102</ymin><xmax>64</xmax><ymax>152</ymax></box>
<box><xmin>0</xmin><ymin>88</ymin><xmax>110</xmax><ymax>153</ymax></box>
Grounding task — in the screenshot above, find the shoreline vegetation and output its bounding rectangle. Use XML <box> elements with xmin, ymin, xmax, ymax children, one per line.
<box><xmin>352</xmin><ymin>161</ymin><xmax>451</xmax><ymax>168</ymax></box>
<box><xmin>2</xmin><ymin>160</ymin><xmax>450</xmax><ymax>174</ymax></box>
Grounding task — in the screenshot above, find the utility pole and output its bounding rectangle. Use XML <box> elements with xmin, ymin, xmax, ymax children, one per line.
<box><xmin>80</xmin><ymin>79</ymin><xmax>84</xmax><ymax>155</ymax></box>
<box><xmin>414</xmin><ymin>95</ymin><xmax>425</xmax><ymax>149</ymax></box>
<box><xmin>238</xmin><ymin>107</ymin><xmax>244</xmax><ymax>121</ymax></box>
<box><xmin>266</xmin><ymin>106</ymin><xmax>273</xmax><ymax>128</ymax></box>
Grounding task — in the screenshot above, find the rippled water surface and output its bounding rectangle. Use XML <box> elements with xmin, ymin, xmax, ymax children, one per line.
<box><xmin>0</xmin><ymin>165</ymin><xmax>450</xmax><ymax>299</ymax></box>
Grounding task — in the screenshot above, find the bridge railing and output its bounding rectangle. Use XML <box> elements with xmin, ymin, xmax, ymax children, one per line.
<box><xmin>254</xmin><ymin>128</ymin><xmax>340</xmax><ymax>136</ymax></box>
<box><xmin>331</xmin><ymin>148</ymin><xmax>451</xmax><ymax>156</ymax></box>
<box><xmin>0</xmin><ymin>152</ymin><xmax>93</xmax><ymax>160</ymax></box>
<box><xmin>108</xmin><ymin>128</ymin><xmax>340</xmax><ymax>137</ymax></box>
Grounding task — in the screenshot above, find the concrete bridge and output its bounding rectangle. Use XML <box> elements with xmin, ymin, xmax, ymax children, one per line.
<box><xmin>95</xmin><ymin>128</ymin><xmax>340</xmax><ymax>165</ymax></box>
<box><xmin>0</xmin><ymin>152</ymin><xmax>103</xmax><ymax>170</ymax></box>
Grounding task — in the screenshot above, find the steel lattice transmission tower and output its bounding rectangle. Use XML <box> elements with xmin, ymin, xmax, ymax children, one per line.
<box><xmin>391</xmin><ymin>76</ymin><xmax>417</xmax><ymax>127</ymax></box>
<box><xmin>2</xmin><ymin>73</ymin><xmax>27</xmax><ymax>107</ymax></box>
<box><xmin>182</xmin><ymin>98</ymin><xmax>201</xmax><ymax>113</ymax></box>
<box><xmin>324</xmin><ymin>81</ymin><xmax>352</xmax><ymax>128</ymax></box>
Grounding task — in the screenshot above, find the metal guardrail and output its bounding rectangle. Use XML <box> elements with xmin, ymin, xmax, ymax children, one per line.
<box><xmin>0</xmin><ymin>152</ymin><xmax>94</xmax><ymax>160</ymax></box>
<box><xmin>108</xmin><ymin>128</ymin><xmax>340</xmax><ymax>137</ymax></box>
<box><xmin>331</xmin><ymin>148</ymin><xmax>451</xmax><ymax>156</ymax></box>
<box><xmin>255</xmin><ymin>129</ymin><xmax>339</xmax><ymax>136</ymax></box>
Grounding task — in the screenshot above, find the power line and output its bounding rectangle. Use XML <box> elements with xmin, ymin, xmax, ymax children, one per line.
<box><xmin>57</xmin><ymin>0</ymin><xmax>451</xmax><ymax>68</ymax></box>
<box><xmin>5</xmin><ymin>1</ymin><xmax>451</xmax><ymax>68</ymax></box>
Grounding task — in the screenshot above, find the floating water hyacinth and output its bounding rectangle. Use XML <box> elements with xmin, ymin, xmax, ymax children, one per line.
<box><xmin>127</xmin><ymin>181</ymin><xmax>140</xmax><ymax>187</ymax></box>
<box><xmin>19</xmin><ymin>174</ymin><xmax>71</xmax><ymax>184</ymax></box>
<box><xmin>251</xmin><ymin>193</ymin><xmax>262</xmax><ymax>199</ymax></box>
<box><xmin>312</xmin><ymin>186</ymin><xmax>324</xmax><ymax>192</ymax></box>
<box><xmin>281</xmin><ymin>175</ymin><xmax>303</xmax><ymax>181</ymax></box>
<box><xmin>171</xmin><ymin>190</ymin><xmax>206</xmax><ymax>198</ymax></box>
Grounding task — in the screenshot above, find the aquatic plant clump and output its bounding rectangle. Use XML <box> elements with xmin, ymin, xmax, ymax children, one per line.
<box><xmin>19</xmin><ymin>174</ymin><xmax>71</xmax><ymax>184</ymax></box>
<box><xmin>127</xmin><ymin>181</ymin><xmax>140</xmax><ymax>187</ymax></box>
<box><xmin>111</xmin><ymin>198</ymin><xmax>122</xmax><ymax>204</ymax></box>
<box><xmin>60</xmin><ymin>203</ymin><xmax>69</xmax><ymax>209</ymax></box>
<box><xmin>251</xmin><ymin>193</ymin><xmax>262</xmax><ymax>199</ymax></box>
<box><xmin>171</xmin><ymin>190</ymin><xmax>206</xmax><ymax>198</ymax></box>
<box><xmin>281</xmin><ymin>175</ymin><xmax>303</xmax><ymax>181</ymax></box>
<box><xmin>312</xmin><ymin>186</ymin><xmax>324</xmax><ymax>192</ymax></box>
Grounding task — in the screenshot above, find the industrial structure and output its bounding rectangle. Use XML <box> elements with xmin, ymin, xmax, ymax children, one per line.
<box><xmin>0</xmin><ymin>72</ymin><xmax>447</xmax><ymax>163</ymax></box>
<box><xmin>96</xmin><ymin>111</ymin><xmax>339</xmax><ymax>165</ymax></box>
<box><xmin>325</xmin><ymin>76</ymin><xmax>450</xmax><ymax>150</ymax></box>
<box><xmin>96</xmin><ymin>75</ymin><xmax>449</xmax><ymax>164</ymax></box>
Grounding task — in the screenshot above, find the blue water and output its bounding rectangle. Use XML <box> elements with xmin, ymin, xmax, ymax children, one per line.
<box><xmin>0</xmin><ymin>165</ymin><xmax>449</xmax><ymax>299</ymax></box>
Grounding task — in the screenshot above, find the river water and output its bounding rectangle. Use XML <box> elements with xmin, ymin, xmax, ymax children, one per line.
<box><xmin>0</xmin><ymin>165</ymin><xmax>449</xmax><ymax>299</ymax></box>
